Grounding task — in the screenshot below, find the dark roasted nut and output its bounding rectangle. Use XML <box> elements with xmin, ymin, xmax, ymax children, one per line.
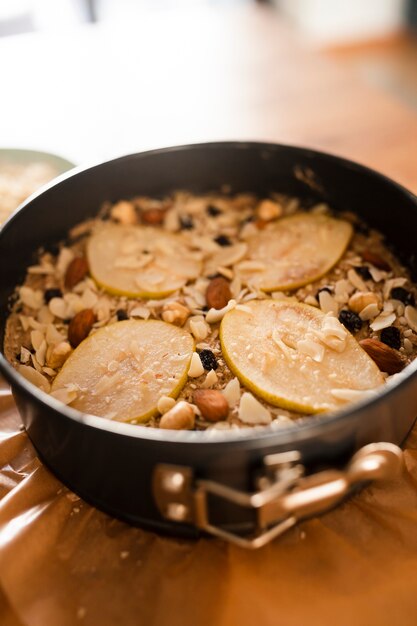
<box><xmin>68</xmin><ymin>309</ymin><xmax>96</xmax><ymax>348</ymax></box>
<box><xmin>361</xmin><ymin>250</ymin><xmax>391</xmax><ymax>271</ymax></box>
<box><xmin>65</xmin><ymin>257</ymin><xmax>89</xmax><ymax>289</ymax></box>
<box><xmin>359</xmin><ymin>338</ymin><xmax>404</xmax><ymax>374</ymax></box>
<box><xmin>141</xmin><ymin>208</ymin><xmax>166</xmax><ymax>225</ymax></box>
<box><xmin>193</xmin><ymin>389</ymin><xmax>229</xmax><ymax>422</ymax></box>
<box><xmin>206</xmin><ymin>277</ymin><xmax>232</xmax><ymax>310</ymax></box>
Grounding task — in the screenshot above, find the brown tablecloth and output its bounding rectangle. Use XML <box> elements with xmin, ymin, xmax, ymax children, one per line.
<box><xmin>1</xmin><ymin>387</ymin><xmax>417</xmax><ymax>626</ymax></box>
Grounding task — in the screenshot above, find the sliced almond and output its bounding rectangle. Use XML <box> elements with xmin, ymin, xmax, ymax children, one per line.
<box><xmin>222</xmin><ymin>377</ymin><xmax>241</xmax><ymax>407</ymax></box>
<box><xmin>405</xmin><ymin>305</ymin><xmax>417</xmax><ymax>332</ymax></box>
<box><xmin>238</xmin><ymin>392</ymin><xmax>272</xmax><ymax>425</ymax></box>
<box><xmin>205</xmin><ymin>243</ymin><xmax>247</xmax><ymax>276</ymax></box>
<box><xmin>188</xmin><ymin>352</ymin><xmax>205</xmax><ymax>377</ymax></box>
<box><xmin>370</xmin><ymin>312</ymin><xmax>396</xmax><ymax>332</ymax></box>
<box><xmin>18</xmin><ymin>364</ymin><xmax>51</xmax><ymax>392</ymax></box>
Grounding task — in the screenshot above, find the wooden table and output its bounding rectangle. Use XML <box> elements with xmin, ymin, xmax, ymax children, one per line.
<box><xmin>2</xmin><ymin>4</ymin><xmax>417</xmax><ymax>191</ymax></box>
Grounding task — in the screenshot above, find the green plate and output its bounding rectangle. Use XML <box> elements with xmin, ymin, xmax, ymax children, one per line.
<box><xmin>0</xmin><ymin>148</ymin><xmax>75</xmax><ymax>173</ymax></box>
<box><xmin>0</xmin><ymin>148</ymin><xmax>76</xmax><ymax>225</ymax></box>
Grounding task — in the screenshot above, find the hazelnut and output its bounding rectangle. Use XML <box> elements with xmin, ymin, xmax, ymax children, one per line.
<box><xmin>159</xmin><ymin>401</ymin><xmax>195</xmax><ymax>430</ymax></box>
<box><xmin>193</xmin><ymin>389</ymin><xmax>229</xmax><ymax>422</ymax></box>
<box><xmin>161</xmin><ymin>302</ymin><xmax>190</xmax><ymax>326</ymax></box>
<box><xmin>46</xmin><ymin>341</ymin><xmax>73</xmax><ymax>369</ymax></box>
<box><xmin>110</xmin><ymin>201</ymin><xmax>138</xmax><ymax>225</ymax></box>
<box><xmin>348</xmin><ymin>291</ymin><xmax>382</xmax><ymax>314</ymax></box>
<box><xmin>257</xmin><ymin>199</ymin><xmax>283</xmax><ymax>222</ymax></box>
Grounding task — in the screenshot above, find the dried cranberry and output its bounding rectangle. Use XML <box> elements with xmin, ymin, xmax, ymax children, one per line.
<box><xmin>390</xmin><ymin>287</ymin><xmax>415</xmax><ymax>306</ymax></box>
<box><xmin>199</xmin><ymin>349</ymin><xmax>218</xmax><ymax>371</ymax></box>
<box><xmin>338</xmin><ymin>309</ymin><xmax>362</xmax><ymax>333</ymax></box>
<box><xmin>214</xmin><ymin>235</ymin><xmax>231</xmax><ymax>247</ymax></box>
<box><xmin>380</xmin><ymin>327</ymin><xmax>401</xmax><ymax>350</ymax></box>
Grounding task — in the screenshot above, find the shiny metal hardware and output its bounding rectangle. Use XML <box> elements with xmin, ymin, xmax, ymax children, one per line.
<box><xmin>153</xmin><ymin>442</ymin><xmax>403</xmax><ymax>549</ymax></box>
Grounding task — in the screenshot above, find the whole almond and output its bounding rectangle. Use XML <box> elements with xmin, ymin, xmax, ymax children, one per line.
<box><xmin>361</xmin><ymin>250</ymin><xmax>391</xmax><ymax>272</ymax></box>
<box><xmin>141</xmin><ymin>208</ymin><xmax>166</xmax><ymax>225</ymax></box>
<box><xmin>193</xmin><ymin>389</ymin><xmax>229</xmax><ymax>422</ymax></box>
<box><xmin>65</xmin><ymin>257</ymin><xmax>89</xmax><ymax>289</ymax></box>
<box><xmin>206</xmin><ymin>277</ymin><xmax>232</xmax><ymax>310</ymax></box>
<box><xmin>359</xmin><ymin>338</ymin><xmax>404</xmax><ymax>374</ymax></box>
<box><xmin>68</xmin><ymin>309</ymin><xmax>97</xmax><ymax>348</ymax></box>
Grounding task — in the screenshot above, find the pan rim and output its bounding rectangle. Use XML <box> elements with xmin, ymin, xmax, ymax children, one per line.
<box><xmin>1</xmin><ymin>139</ymin><xmax>417</xmax><ymax>446</ymax></box>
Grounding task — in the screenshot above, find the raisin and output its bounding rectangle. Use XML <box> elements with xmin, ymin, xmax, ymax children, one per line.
<box><xmin>354</xmin><ymin>266</ymin><xmax>372</xmax><ymax>281</ymax></box>
<box><xmin>199</xmin><ymin>349</ymin><xmax>218</xmax><ymax>371</ymax></box>
<box><xmin>44</xmin><ymin>288</ymin><xmax>62</xmax><ymax>303</ymax></box>
<box><xmin>214</xmin><ymin>235</ymin><xmax>231</xmax><ymax>247</ymax></box>
<box><xmin>179</xmin><ymin>215</ymin><xmax>194</xmax><ymax>230</ymax></box>
<box><xmin>390</xmin><ymin>287</ymin><xmax>415</xmax><ymax>306</ymax></box>
<box><xmin>116</xmin><ymin>309</ymin><xmax>129</xmax><ymax>321</ymax></box>
<box><xmin>380</xmin><ymin>327</ymin><xmax>401</xmax><ymax>350</ymax></box>
<box><xmin>207</xmin><ymin>205</ymin><xmax>222</xmax><ymax>217</ymax></box>
<box><xmin>338</xmin><ymin>309</ymin><xmax>362</xmax><ymax>333</ymax></box>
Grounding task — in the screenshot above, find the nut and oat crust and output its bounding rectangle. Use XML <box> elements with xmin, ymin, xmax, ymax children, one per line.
<box><xmin>4</xmin><ymin>191</ymin><xmax>417</xmax><ymax>431</ymax></box>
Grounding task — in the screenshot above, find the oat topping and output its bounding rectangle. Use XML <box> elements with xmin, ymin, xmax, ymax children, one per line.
<box><xmin>5</xmin><ymin>191</ymin><xmax>417</xmax><ymax>431</ymax></box>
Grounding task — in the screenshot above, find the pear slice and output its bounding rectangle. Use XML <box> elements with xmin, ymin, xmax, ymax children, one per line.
<box><xmin>220</xmin><ymin>299</ymin><xmax>384</xmax><ymax>414</ymax></box>
<box><xmin>51</xmin><ymin>319</ymin><xmax>194</xmax><ymax>422</ymax></box>
<box><xmin>236</xmin><ymin>213</ymin><xmax>353</xmax><ymax>292</ymax></box>
<box><xmin>87</xmin><ymin>223</ymin><xmax>202</xmax><ymax>299</ymax></box>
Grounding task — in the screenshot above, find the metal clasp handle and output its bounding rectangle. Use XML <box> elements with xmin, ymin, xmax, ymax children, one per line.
<box><xmin>153</xmin><ymin>442</ymin><xmax>403</xmax><ymax>549</ymax></box>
